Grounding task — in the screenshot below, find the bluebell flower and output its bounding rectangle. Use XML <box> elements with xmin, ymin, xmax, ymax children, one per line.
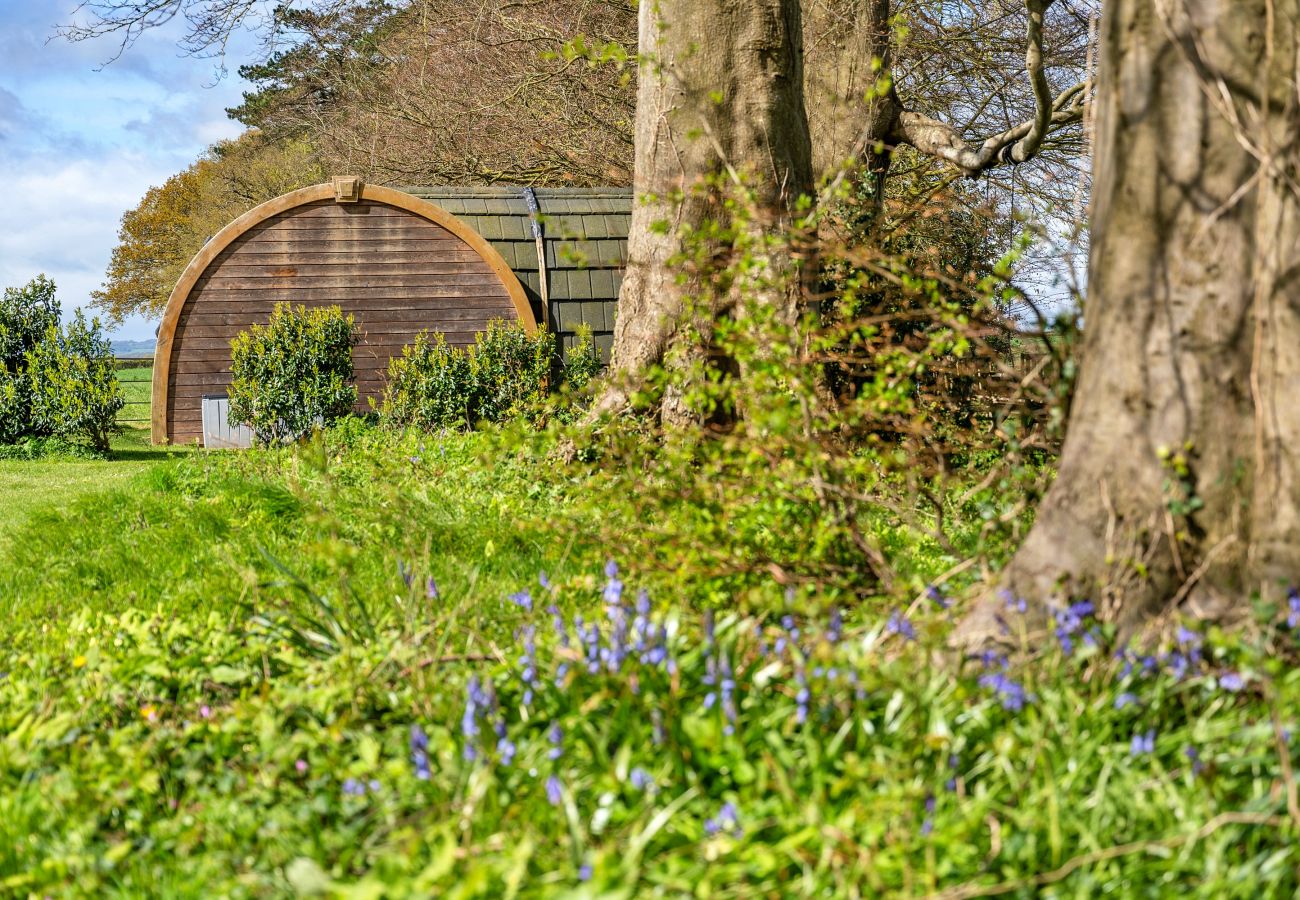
<box><xmin>827</xmin><ymin>608</ymin><xmax>844</xmax><ymax>643</ymax></box>
<box><xmin>978</xmin><ymin>671</ymin><xmax>1028</xmax><ymax>711</ymax></box>
<box><xmin>795</xmin><ymin>670</ymin><xmax>811</xmax><ymax>724</ymax></box>
<box><xmin>518</xmin><ymin>625</ymin><xmax>538</xmax><ymax>705</ymax></box>
<box><xmin>545</xmin><ymin>774</ymin><xmax>563</xmax><ymax>806</ymax></box>
<box><xmin>1130</xmin><ymin>729</ymin><xmax>1156</xmax><ymax>756</ymax></box>
<box><xmin>342</xmin><ymin>777</ymin><xmax>365</xmax><ymax>796</ymax></box>
<box><xmin>426</xmin><ymin>576</ymin><xmax>439</xmax><ymax>600</ymax></box>
<box><xmin>1053</xmin><ymin>600</ymin><xmax>1095</xmax><ymax>654</ymax></box>
<box><xmin>1000</xmin><ymin>590</ymin><xmax>1027</xmax><ymax>615</ymax></box>
<box><xmin>1166</xmin><ymin>652</ymin><xmax>1190</xmax><ymax>681</ymax></box>
<box><xmin>1219</xmin><ymin>671</ymin><xmax>1245</xmax><ymax>692</ymax></box>
<box><xmin>926</xmin><ymin>585</ymin><xmax>950</xmax><ymax>609</ymax></box>
<box><xmin>630</xmin><ymin>767</ymin><xmax>655</xmax><ymax>792</ymax></box>
<box><xmin>719</xmin><ymin>653</ymin><xmax>737</xmax><ymax>735</ymax></box>
<box><xmin>399</xmin><ymin>561</ymin><xmax>415</xmax><ymax>590</ymax></box>
<box><xmin>1114</xmin><ymin>692</ymin><xmax>1139</xmax><ymax>710</ymax></box>
<box><xmin>1287</xmin><ymin>588</ymin><xmax>1300</xmax><ymax>629</ymax></box>
<box><xmin>548</xmin><ymin>722</ymin><xmax>563</xmax><ymax>761</ymax></box>
<box><xmin>508</xmin><ymin>590</ymin><xmax>533</xmax><ymax>612</ymax></box>
<box><xmin>703</xmin><ymin>801</ymin><xmax>742</xmax><ymax>837</ymax></box>
<box><xmin>1185</xmin><ymin>745</ymin><xmax>1204</xmax><ymax>775</ymax></box>
<box><xmin>539</xmin><ymin>571</ymin><xmax>552</xmax><ymax>591</ymax></box>
<box><xmin>781</xmin><ymin>615</ymin><xmax>800</xmax><ymax>643</ymax></box>
<box><xmin>410</xmin><ymin>724</ymin><xmax>432</xmax><ymax>780</ymax></box>
<box><xmin>578</xmin><ymin>865</ymin><xmax>593</xmax><ymax>882</ymax></box>
<box><xmin>886</xmin><ymin>609</ymin><xmax>917</xmax><ymax>641</ymax></box>
<box><xmin>368</xmin><ymin>779</ymin><xmax>381</xmax><ymax>793</ymax></box>
<box><xmin>547</xmin><ymin>605</ymin><xmax>569</xmax><ymax>647</ymax></box>
<box><xmin>921</xmin><ymin>793</ymin><xmax>936</xmax><ymax>836</ymax></box>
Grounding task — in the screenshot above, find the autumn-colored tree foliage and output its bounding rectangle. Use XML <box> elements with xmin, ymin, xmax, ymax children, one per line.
<box><xmin>93</xmin><ymin>134</ymin><xmax>323</xmax><ymax>324</ymax></box>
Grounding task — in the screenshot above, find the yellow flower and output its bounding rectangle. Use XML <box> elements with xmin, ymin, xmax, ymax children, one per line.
<box><xmin>72</xmin><ymin>655</ymin><xmax>87</xmax><ymax>668</ymax></box>
<box><xmin>141</xmin><ymin>705</ymin><xmax>158</xmax><ymax>722</ymax></box>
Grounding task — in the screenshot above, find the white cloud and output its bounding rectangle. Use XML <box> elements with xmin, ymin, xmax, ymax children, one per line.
<box><xmin>0</xmin><ymin>2</ymin><xmax>260</xmax><ymax>339</ymax></box>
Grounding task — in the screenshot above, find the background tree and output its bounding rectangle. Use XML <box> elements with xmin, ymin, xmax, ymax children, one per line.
<box><xmin>93</xmin><ymin>133</ymin><xmax>323</xmax><ymax>323</ymax></box>
<box><xmin>960</xmin><ymin>0</ymin><xmax>1300</xmax><ymax>639</ymax></box>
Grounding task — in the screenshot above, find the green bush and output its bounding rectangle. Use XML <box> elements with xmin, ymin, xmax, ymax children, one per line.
<box><xmin>380</xmin><ymin>331</ymin><xmax>476</xmax><ymax>430</ymax></box>
<box><xmin>0</xmin><ymin>277</ymin><xmax>124</xmax><ymax>451</ymax></box>
<box><xmin>563</xmin><ymin>325</ymin><xmax>602</xmax><ymax>395</ymax></box>
<box><xmin>380</xmin><ymin>319</ymin><xmax>560</xmax><ymax>431</ymax></box>
<box><xmin>472</xmin><ymin>319</ymin><xmax>554</xmax><ymax>422</ymax></box>
<box><xmin>0</xmin><ymin>275</ymin><xmax>61</xmax><ymax>442</ymax></box>
<box><xmin>26</xmin><ymin>312</ymin><xmax>124</xmax><ymax>453</ymax></box>
<box><xmin>228</xmin><ymin>303</ymin><xmax>359</xmax><ymax>445</ymax></box>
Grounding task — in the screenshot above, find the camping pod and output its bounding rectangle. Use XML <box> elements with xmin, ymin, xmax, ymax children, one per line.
<box><xmin>152</xmin><ymin>179</ymin><xmax>630</xmax><ymax>445</ymax></box>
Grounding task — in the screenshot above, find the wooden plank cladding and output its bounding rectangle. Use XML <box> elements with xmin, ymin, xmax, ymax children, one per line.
<box><xmin>153</xmin><ymin>184</ymin><xmax>535</xmax><ymax>445</ymax></box>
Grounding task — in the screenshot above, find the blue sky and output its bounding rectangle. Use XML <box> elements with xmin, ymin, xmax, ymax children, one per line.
<box><xmin>0</xmin><ymin>1</ymin><xmax>257</xmax><ymax>340</ymax></box>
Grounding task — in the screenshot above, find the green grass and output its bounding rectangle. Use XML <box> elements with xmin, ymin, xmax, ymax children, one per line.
<box><xmin>0</xmin><ymin>423</ymin><xmax>1297</xmax><ymax>897</ymax></box>
<box><xmin>0</xmin><ymin>428</ymin><xmax>184</xmax><ymax>546</ymax></box>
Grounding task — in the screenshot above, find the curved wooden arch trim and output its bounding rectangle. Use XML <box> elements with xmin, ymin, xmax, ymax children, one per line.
<box><xmin>151</xmin><ymin>183</ymin><xmax>536</xmax><ymax>443</ymax></box>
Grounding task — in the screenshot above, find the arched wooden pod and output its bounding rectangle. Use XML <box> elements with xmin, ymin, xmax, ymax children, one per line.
<box><xmin>151</xmin><ymin>183</ymin><xmax>535</xmax><ymax>445</ymax></box>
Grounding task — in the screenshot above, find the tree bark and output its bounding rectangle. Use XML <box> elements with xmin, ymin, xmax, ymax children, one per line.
<box><xmin>959</xmin><ymin>0</ymin><xmax>1300</xmax><ymax>641</ymax></box>
<box><xmin>803</xmin><ymin>0</ymin><xmax>899</xmax><ymax>187</ymax></box>
<box><xmin>597</xmin><ymin>0</ymin><xmax>814</xmax><ymax>422</ymax></box>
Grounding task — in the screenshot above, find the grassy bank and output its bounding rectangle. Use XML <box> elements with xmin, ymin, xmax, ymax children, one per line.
<box><xmin>0</xmin><ymin>425</ymin><xmax>1297</xmax><ymax>897</ymax></box>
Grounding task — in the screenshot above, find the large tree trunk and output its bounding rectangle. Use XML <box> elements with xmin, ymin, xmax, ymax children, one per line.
<box><xmin>597</xmin><ymin>0</ymin><xmax>814</xmax><ymax>422</ymax></box>
<box><xmin>803</xmin><ymin>0</ymin><xmax>898</xmax><ymax>187</ymax></box>
<box><xmin>960</xmin><ymin>0</ymin><xmax>1300</xmax><ymax>641</ymax></box>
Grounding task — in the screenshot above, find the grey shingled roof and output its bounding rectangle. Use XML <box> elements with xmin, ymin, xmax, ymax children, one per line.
<box><xmin>399</xmin><ymin>186</ymin><xmax>632</xmax><ymax>360</ymax></box>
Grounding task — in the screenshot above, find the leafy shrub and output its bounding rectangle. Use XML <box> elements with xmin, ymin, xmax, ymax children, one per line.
<box><xmin>381</xmin><ymin>331</ymin><xmax>476</xmax><ymax>430</ymax></box>
<box><xmin>563</xmin><ymin>325</ymin><xmax>602</xmax><ymax>395</ymax></box>
<box><xmin>0</xmin><ymin>276</ymin><xmax>124</xmax><ymax>451</ymax></box>
<box><xmin>26</xmin><ymin>312</ymin><xmax>124</xmax><ymax>452</ymax></box>
<box><xmin>228</xmin><ymin>303</ymin><xmax>358</xmax><ymax>445</ymax></box>
<box><xmin>0</xmin><ymin>275</ymin><xmax>61</xmax><ymax>442</ymax></box>
<box><xmin>380</xmin><ymin>319</ymin><xmax>560</xmax><ymax>431</ymax></box>
<box><xmin>472</xmin><ymin>319</ymin><xmax>554</xmax><ymax>422</ymax></box>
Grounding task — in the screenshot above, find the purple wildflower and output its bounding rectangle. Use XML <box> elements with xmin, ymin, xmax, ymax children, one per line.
<box><xmin>1288</xmin><ymin>588</ymin><xmax>1300</xmax><ymax>629</ymax></box>
<box><xmin>426</xmin><ymin>576</ymin><xmax>439</xmax><ymax>600</ymax></box>
<box><xmin>410</xmin><ymin>724</ymin><xmax>432</xmax><ymax>780</ymax></box>
<box><xmin>545</xmin><ymin>774</ymin><xmax>563</xmax><ymax>806</ymax></box>
<box><xmin>926</xmin><ymin>585</ymin><xmax>950</xmax><ymax>609</ymax></box>
<box><xmin>978</xmin><ymin>671</ymin><xmax>1028</xmax><ymax>711</ymax></box>
<box><xmin>1114</xmin><ymin>692</ymin><xmax>1139</xmax><ymax>710</ymax></box>
<box><xmin>295</xmin><ymin>759</ymin><xmax>309</xmax><ymax>773</ymax></box>
<box><xmin>1219</xmin><ymin>671</ymin><xmax>1245</xmax><ymax>692</ymax></box>
<box><xmin>703</xmin><ymin>801</ymin><xmax>742</xmax><ymax>837</ymax></box>
<box><xmin>342</xmin><ymin>778</ymin><xmax>365</xmax><ymax>796</ymax></box>
<box><xmin>508</xmin><ymin>589</ymin><xmax>533</xmax><ymax>612</ymax></box>
<box><xmin>578</xmin><ymin>865</ymin><xmax>593</xmax><ymax>882</ymax></box>
<box><xmin>518</xmin><ymin>625</ymin><xmax>538</xmax><ymax>705</ymax></box>
<box><xmin>719</xmin><ymin>653</ymin><xmax>737</xmax><ymax>735</ymax></box>
<box><xmin>1130</xmin><ymin>729</ymin><xmax>1156</xmax><ymax>756</ymax></box>
<box><xmin>1053</xmin><ymin>600</ymin><xmax>1095</xmax><ymax>654</ymax></box>
<box><xmin>795</xmin><ymin>669</ymin><xmax>811</xmax><ymax>724</ymax></box>
<box><xmin>886</xmin><ymin>609</ymin><xmax>917</xmax><ymax>641</ymax></box>
<box><xmin>1185</xmin><ymin>745</ymin><xmax>1204</xmax><ymax>775</ymax></box>
<box><xmin>921</xmin><ymin>793</ymin><xmax>936</xmax><ymax>836</ymax></box>
<box><xmin>495</xmin><ymin>718</ymin><xmax>516</xmax><ymax>766</ymax></box>
<box><xmin>548</xmin><ymin>722</ymin><xmax>563</xmax><ymax>761</ymax></box>
<box><xmin>539</xmin><ymin>571</ymin><xmax>552</xmax><ymax>591</ymax></box>
<box><xmin>630</xmin><ymin>767</ymin><xmax>655</xmax><ymax>792</ymax></box>
<box><xmin>827</xmin><ymin>608</ymin><xmax>844</xmax><ymax>643</ymax></box>
<box><xmin>399</xmin><ymin>561</ymin><xmax>415</xmax><ymax>590</ymax></box>
<box><xmin>368</xmin><ymin>779</ymin><xmax>381</xmax><ymax>793</ymax></box>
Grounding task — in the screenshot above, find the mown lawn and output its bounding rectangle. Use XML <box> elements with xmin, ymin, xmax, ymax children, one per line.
<box><xmin>1</xmin><ymin>424</ymin><xmax>1298</xmax><ymax>897</ymax></box>
<box><xmin>0</xmin><ymin>428</ymin><xmax>185</xmax><ymax>546</ymax></box>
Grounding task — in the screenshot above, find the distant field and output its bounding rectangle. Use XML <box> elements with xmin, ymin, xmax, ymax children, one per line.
<box><xmin>117</xmin><ymin>364</ymin><xmax>152</xmax><ymax>428</ymax></box>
